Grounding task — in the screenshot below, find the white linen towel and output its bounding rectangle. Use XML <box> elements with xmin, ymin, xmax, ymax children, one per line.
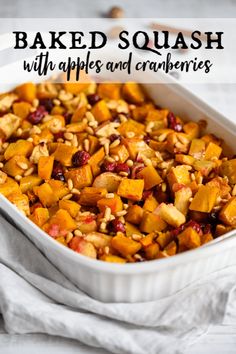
<box><xmin>0</xmin><ymin>214</ymin><xmax>236</xmax><ymax>354</ymax></box>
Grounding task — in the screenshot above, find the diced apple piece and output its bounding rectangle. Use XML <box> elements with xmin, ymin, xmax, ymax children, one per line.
<box><xmin>100</xmin><ymin>254</ymin><xmax>126</xmax><ymax>263</ymax></box>
<box><xmin>3</xmin><ymin>155</ymin><xmax>31</xmax><ymax>177</ymax></box>
<box><xmin>93</xmin><ymin>172</ymin><xmax>122</xmax><ymax>192</ymax></box>
<box><xmin>29</xmin><ymin>207</ymin><xmax>49</xmax><ymax>227</ymax></box>
<box><xmin>4</xmin><ymin>140</ymin><xmax>33</xmax><ymax>160</ymax></box>
<box><xmin>193</xmin><ymin>160</ymin><xmax>215</xmax><ymax>176</ymax></box>
<box><xmin>143</xmin><ymin>194</ymin><xmax>159</xmax><ymax>212</ymax></box>
<box><xmin>84</xmin><ymin>232</ymin><xmax>112</xmax><ymax>248</ymax></box>
<box><xmin>41</xmin><ymin>115</ymin><xmax>65</xmax><ymax>134</ymax></box>
<box><xmin>178</xmin><ymin>227</ymin><xmax>201</xmax><ymax>249</ymax></box>
<box><xmin>59</xmin><ymin>200</ymin><xmax>81</xmax><ymax>218</ymax></box>
<box><xmin>79</xmin><ymin>187</ymin><xmax>107</xmax><ymax>206</ymax></box>
<box><xmin>188</xmin><ymin>139</ymin><xmax>205</xmax><ymax>159</ymax></box>
<box><xmin>189</xmin><ymin>185</ymin><xmax>219</xmax><ymax>213</ymax></box>
<box><xmin>204</xmin><ymin>142</ymin><xmax>222</xmax><ymax>160</ymax></box>
<box><xmin>219</xmin><ymin>197</ymin><xmax>236</xmax><ymax>226</ymax></box>
<box><xmin>140</xmin><ymin>212</ymin><xmax>167</xmax><ymax>233</ymax></box>
<box><xmin>65</xmin><ymin>165</ymin><xmax>93</xmax><ymax>189</ymax></box>
<box><xmin>88</xmin><ymin>147</ymin><xmax>105</xmax><ymax>176</ymax></box>
<box><xmin>8</xmin><ymin>193</ymin><xmax>30</xmax><ymax>216</ymax></box>
<box><xmin>76</xmin><ymin>214</ymin><xmax>97</xmax><ymax>234</ymax></box>
<box><xmin>0</xmin><ymin>171</ymin><xmax>7</xmax><ymax>184</ymax></box>
<box><xmin>126</xmin><ymin>205</ymin><xmax>144</xmax><ymax>225</ymax></box>
<box><xmin>111</xmin><ymin>235</ymin><xmax>141</xmax><ymax>257</ymax></box>
<box><xmin>167</xmin><ymin>166</ymin><xmax>191</xmax><ymax>190</ymax></box>
<box><xmin>117</xmin><ymin>179</ymin><xmax>144</xmax><ymax>201</ymax></box>
<box><xmin>136</xmin><ymin>165</ymin><xmax>162</xmax><ymax>190</ymax></box>
<box><xmin>220</xmin><ymin>159</ymin><xmax>236</xmax><ymax>184</ymax></box>
<box><xmin>156</xmin><ymin>203</ymin><xmax>186</xmax><ymax>228</ymax></box>
<box><xmin>0</xmin><ymin>113</ymin><xmax>21</xmax><ymax>139</ymax></box>
<box><xmin>97</xmin><ymin>194</ymin><xmax>123</xmax><ymax>214</ymax></box>
<box><xmin>110</xmin><ymin>144</ymin><xmax>129</xmax><ymax>163</ymax></box>
<box><xmin>122</xmin><ymin>82</ymin><xmax>145</xmax><ymax>104</ymax></box>
<box><xmin>91</xmin><ymin>99</ymin><xmax>111</xmax><ymax>123</ymax></box>
<box><xmin>174</xmin><ymin>186</ymin><xmax>192</xmax><ymax>216</ymax></box>
<box><xmin>52</xmin><ymin>143</ymin><xmax>77</xmax><ymax>166</ymax></box>
<box><xmin>0</xmin><ymin>177</ymin><xmax>21</xmax><ymax>197</ymax></box>
<box><xmin>38</xmin><ymin>156</ymin><xmax>54</xmax><ymax>180</ymax></box>
<box><xmin>69</xmin><ymin>236</ymin><xmax>97</xmax><ymax>259</ymax></box>
<box><xmin>20</xmin><ymin>175</ymin><xmax>42</xmax><ymax>193</ymax></box>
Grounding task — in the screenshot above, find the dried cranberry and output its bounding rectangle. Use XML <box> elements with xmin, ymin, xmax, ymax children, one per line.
<box><xmin>72</xmin><ymin>151</ymin><xmax>90</xmax><ymax>167</ymax></box>
<box><xmin>52</xmin><ymin>161</ymin><xmax>65</xmax><ymax>181</ymax></box>
<box><xmin>185</xmin><ymin>220</ymin><xmax>202</xmax><ymax>234</ymax></box>
<box><xmin>115</xmin><ymin>163</ymin><xmax>130</xmax><ymax>175</ymax></box>
<box><xmin>39</xmin><ymin>98</ymin><xmax>54</xmax><ymax>112</ymax></box>
<box><xmin>87</xmin><ymin>94</ymin><xmax>101</xmax><ymax>106</ymax></box>
<box><xmin>100</xmin><ymin>160</ymin><xmax>117</xmax><ymax>172</ymax></box>
<box><xmin>109</xmin><ymin>134</ymin><xmax>121</xmax><ymax>143</ymax></box>
<box><xmin>144</xmin><ymin>135</ymin><xmax>151</xmax><ymax>144</ymax></box>
<box><xmin>109</xmin><ymin>218</ymin><xmax>125</xmax><ymax>233</ymax></box>
<box><xmin>27</xmin><ymin>106</ymin><xmax>48</xmax><ymax>124</ymax></box>
<box><xmin>142</xmin><ymin>190</ymin><xmax>152</xmax><ymax>200</ymax></box>
<box><xmin>203</xmin><ymin>224</ymin><xmax>212</xmax><ymax>234</ymax></box>
<box><xmin>64</xmin><ymin>112</ymin><xmax>72</xmax><ymax>124</ymax></box>
<box><xmin>170</xmin><ymin>224</ymin><xmax>185</xmax><ymax>238</ymax></box>
<box><xmin>54</xmin><ymin>131</ymin><xmax>64</xmax><ymax>141</ymax></box>
<box><xmin>167</xmin><ymin>112</ymin><xmax>183</xmax><ymax>132</ymax></box>
<box><xmin>111</xmin><ymin>115</ymin><xmax>121</xmax><ymax>123</ymax></box>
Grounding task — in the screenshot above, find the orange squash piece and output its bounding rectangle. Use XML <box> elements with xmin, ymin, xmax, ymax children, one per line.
<box><xmin>20</xmin><ymin>175</ymin><xmax>42</xmax><ymax>193</ymax></box>
<box><xmin>0</xmin><ymin>177</ymin><xmax>21</xmax><ymax>197</ymax></box>
<box><xmin>110</xmin><ymin>144</ymin><xmax>129</xmax><ymax>163</ymax></box>
<box><xmin>38</xmin><ymin>156</ymin><xmax>54</xmax><ymax>180</ymax></box>
<box><xmin>91</xmin><ymin>100</ymin><xmax>111</xmax><ymax>123</ymax></box>
<box><xmin>79</xmin><ymin>187</ymin><xmax>107</xmax><ymax>206</ymax></box>
<box><xmin>49</xmin><ymin>209</ymin><xmax>77</xmax><ymax>231</ymax></box>
<box><xmin>189</xmin><ymin>185</ymin><xmax>220</xmax><ymax>213</ymax></box>
<box><xmin>97</xmin><ymin>194</ymin><xmax>123</xmax><ymax>214</ymax></box>
<box><xmin>126</xmin><ymin>205</ymin><xmax>144</xmax><ymax>225</ymax></box>
<box><xmin>65</xmin><ymin>165</ymin><xmax>93</xmax><ymax>189</ymax></box>
<box><xmin>3</xmin><ymin>156</ymin><xmax>30</xmax><ymax>177</ymax></box>
<box><xmin>136</xmin><ymin>165</ymin><xmax>162</xmax><ymax>190</ymax></box>
<box><xmin>29</xmin><ymin>207</ymin><xmax>49</xmax><ymax>227</ymax></box>
<box><xmin>111</xmin><ymin>235</ymin><xmax>141</xmax><ymax>257</ymax></box>
<box><xmin>15</xmin><ymin>82</ymin><xmax>36</xmax><ymax>103</ymax></box>
<box><xmin>13</xmin><ymin>101</ymin><xmax>32</xmax><ymax>119</ymax></box>
<box><xmin>52</xmin><ymin>143</ymin><xmax>77</xmax><ymax>166</ymax></box>
<box><xmin>88</xmin><ymin>147</ymin><xmax>105</xmax><ymax>176</ymax></box>
<box><xmin>219</xmin><ymin>197</ymin><xmax>236</xmax><ymax>226</ymax></box>
<box><xmin>36</xmin><ymin>183</ymin><xmax>58</xmax><ymax>207</ymax></box>
<box><xmin>122</xmin><ymin>82</ymin><xmax>145</xmax><ymax>104</ymax></box>
<box><xmin>4</xmin><ymin>140</ymin><xmax>33</xmax><ymax>160</ymax></box>
<box><xmin>117</xmin><ymin>179</ymin><xmax>144</xmax><ymax>201</ymax></box>
<box><xmin>58</xmin><ymin>200</ymin><xmax>81</xmax><ymax>218</ymax></box>
<box><xmin>97</xmin><ymin>83</ymin><xmax>121</xmax><ymax>100</ymax></box>
<box><xmin>178</xmin><ymin>227</ymin><xmax>201</xmax><ymax>249</ymax></box>
<box><xmin>140</xmin><ymin>212</ymin><xmax>167</xmax><ymax>233</ymax></box>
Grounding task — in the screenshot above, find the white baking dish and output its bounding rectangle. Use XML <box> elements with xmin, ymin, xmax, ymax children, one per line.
<box><xmin>1</xmin><ymin>50</ymin><xmax>236</xmax><ymax>303</ymax></box>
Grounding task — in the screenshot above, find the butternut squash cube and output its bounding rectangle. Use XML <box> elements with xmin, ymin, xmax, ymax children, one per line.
<box><xmin>91</xmin><ymin>99</ymin><xmax>111</xmax><ymax>123</ymax></box>
<box><xmin>157</xmin><ymin>203</ymin><xmax>186</xmax><ymax>228</ymax></box>
<box><xmin>0</xmin><ymin>177</ymin><xmax>21</xmax><ymax>197</ymax></box>
<box><xmin>29</xmin><ymin>207</ymin><xmax>49</xmax><ymax>227</ymax></box>
<box><xmin>167</xmin><ymin>166</ymin><xmax>191</xmax><ymax>189</ymax></box>
<box><xmin>178</xmin><ymin>227</ymin><xmax>201</xmax><ymax>249</ymax></box>
<box><xmin>175</xmin><ymin>154</ymin><xmax>195</xmax><ymax>166</ymax></box>
<box><xmin>220</xmin><ymin>159</ymin><xmax>236</xmax><ymax>184</ymax></box>
<box><xmin>8</xmin><ymin>193</ymin><xmax>30</xmax><ymax>216</ymax></box>
<box><xmin>189</xmin><ymin>185</ymin><xmax>219</xmax><ymax>213</ymax></box>
<box><xmin>143</xmin><ymin>194</ymin><xmax>159</xmax><ymax>212</ymax></box>
<box><xmin>100</xmin><ymin>254</ymin><xmax>126</xmax><ymax>263</ymax></box>
<box><xmin>110</xmin><ymin>144</ymin><xmax>129</xmax><ymax>163</ymax></box>
<box><xmin>126</xmin><ymin>205</ymin><xmax>144</xmax><ymax>225</ymax></box>
<box><xmin>4</xmin><ymin>140</ymin><xmax>33</xmax><ymax>160</ymax></box>
<box><xmin>156</xmin><ymin>232</ymin><xmax>174</xmax><ymax>249</ymax></box>
<box><xmin>183</xmin><ymin>122</ymin><xmax>200</xmax><ymax>139</ymax></box>
<box><xmin>174</xmin><ymin>186</ymin><xmax>192</xmax><ymax>216</ymax></box>
<box><xmin>65</xmin><ymin>165</ymin><xmax>93</xmax><ymax>189</ymax></box>
<box><xmin>88</xmin><ymin>135</ymin><xmax>99</xmax><ymax>155</ymax></box>
<box><xmin>88</xmin><ymin>147</ymin><xmax>105</xmax><ymax>176</ymax></box>
<box><xmin>140</xmin><ymin>212</ymin><xmax>167</xmax><ymax>233</ymax></box>
<box><xmin>20</xmin><ymin>175</ymin><xmax>42</xmax><ymax>193</ymax></box>
<box><xmin>71</xmin><ymin>105</ymin><xmax>87</xmax><ymax>123</ymax></box>
<box><xmin>117</xmin><ymin>179</ymin><xmax>144</xmax><ymax>201</ymax></box>
<box><xmin>189</xmin><ymin>139</ymin><xmax>205</xmax><ymax>159</ymax></box>
<box><xmin>79</xmin><ymin>187</ymin><xmax>107</xmax><ymax>206</ymax></box>
<box><xmin>123</xmin><ymin>138</ymin><xmax>152</xmax><ymax>160</ymax></box>
<box><xmin>219</xmin><ymin>197</ymin><xmax>236</xmax><ymax>226</ymax></box>
<box><xmin>193</xmin><ymin>160</ymin><xmax>215</xmax><ymax>176</ymax></box>
<box><xmin>97</xmin><ymin>194</ymin><xmax>123</xmax><ymax>214</ymax></box>
<box><xmin>97</xmin><ymin>83</ymin><xmax>121</xmax><ymax>100</ymax></box>
<box><xmin>111</xmin><ymin>235</ymin><xmax>142</xmax><ymax>257</ymax></box>
<box><xmin>122</xmin><ymin>82</ymin><xmax>145</xmax><ymax>104</ymax></box>
<box><xmin>48</xmin><ymin>180</ymin><xmax>69</xmax><ymax>200</ymax></box>
<box><xmin>15</xmin><ymin>82</ymin><xmax>36</xmax><ymax>103</ymax></box>
<box><xmin>49</xmin><ymin>209</ymin><xmax>77</xmax><ymax>231</ymax></box>
<box><xmin>140</xmin><ymin>232</ymin><xmax>155</xmax><ymax>247</ymax></box>
<box><xmin>200</xmin><ymin>233</ymin><xmax>213</xmax><ymax>245</ymax></box>
<box><xmin>13</xmin><ymin>101</ymin><xmax>31</xmax><ymax>119</ymax></box>
<box><xmin>125</xmin><ymin>222</ymin><xmax>142</xmax><ymax>237</ymax></box>
<box><xmin>58</xmin><ymin>200</ymin><xmax>81</xmax><ymax>218</ymax></box>
<box><xmin>3</xmin><ymin>155</ymin><xmax>30</xmax><ymax>177</ymax></box>
<box><xmin>164</xmin><ymin>240</ymin><xmax>177</xmax><ymax>256</ymax></box>
<box><xmin>206</xmin><ymin>176</ymin><xmax>231</xmax><ymax>198</ymax></box>
<box><xmin>52</xmin><ymin>143</ymin><xmax>77</xmax><ymax>166</ymax></box>
<box><xmin>38</xmin><ymin>156</ymin><xmax>54</xmax><ymax>180</ymax></box>
<box><xmin>204</xmin><ymin>142</ymin><xmax>222</xmax><ymax>160</ymax></box>
<box><xmin>36</xmin><ymin>183</ymin><xmax>58</xmax><ymax>207</ymax></box>
<box><xmin>144</xmin><ymin>243</ymin><xmax>160</xmax><ymax>260</ymax></box>
<box><xmin>136</xmin><ymin>165</ymin><xmax>162</xmax><ymax>190</ymax></box>
<box><xmin>118</xmin><ymin>119</ymin><xmax>145</xmax><ymax>136</ymax></box>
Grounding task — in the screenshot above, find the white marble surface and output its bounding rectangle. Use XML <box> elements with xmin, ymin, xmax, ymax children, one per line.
<box><xmin>0</xmin><ymin>1</ymin><xmax>236</xmax><ymax>353</ymax></box>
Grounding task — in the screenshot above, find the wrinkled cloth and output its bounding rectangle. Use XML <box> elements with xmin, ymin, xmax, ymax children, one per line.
<box><xmin>0</xmin><ymin>214</ymin><xmax>236</xmax><ymax>354</ymax></box>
